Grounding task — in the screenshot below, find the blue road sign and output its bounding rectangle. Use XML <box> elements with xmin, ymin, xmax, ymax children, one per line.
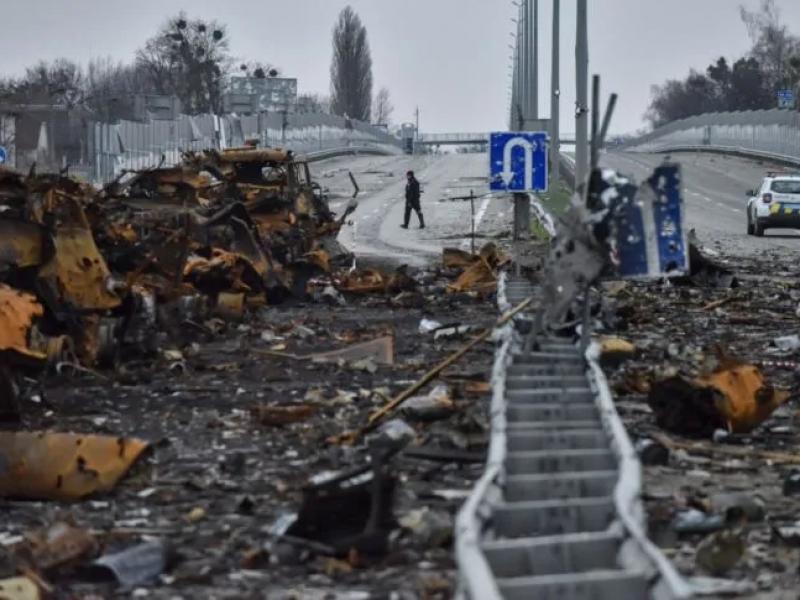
<box><xmin>0</xmin><ymin>146</ymin><xmax>6</xmax><ymax>165</ymax></box>
<box><xmin>488</xmin><ymin>131</ymin><xmax>548</xmax><ymax>193</ymax></box>
<box><xmin>778</xmin><ymin>89</ymin><xmax>795</xmax><ymax>109</ymax></box>
<box><xmin>614</xmin><ymin>164</ymin><xmax>688</xmax><ymax>278</ymax></box>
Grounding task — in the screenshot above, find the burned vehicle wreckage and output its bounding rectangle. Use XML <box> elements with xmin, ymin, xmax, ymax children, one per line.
<box><xmin>0</xmin><ymin>143</ymin><xmax>358</xmax><ymax>420</ymax></box>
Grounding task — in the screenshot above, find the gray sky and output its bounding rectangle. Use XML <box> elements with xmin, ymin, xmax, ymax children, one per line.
<box><xmin>2</xmin><ymin>0</ymin><xmax>800</xmax><ymax>135</ymax></box>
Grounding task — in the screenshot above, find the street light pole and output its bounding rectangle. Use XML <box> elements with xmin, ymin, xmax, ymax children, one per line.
<box><xmin>574</xmin><ymin>0</ymin><xmax>589</xmax><ymax>189</ymax></box>
<box><xmin>520</xmin><ymin>0</ymin><xmax>529</xmax><ymax>129</ymax></box>
<box><xmin>550</xmin><ymin>0</ymin><xmax>561</xmax><ymax>188</ymax></box>
<box><xmin>513</xmin><ymin>0</ymin><xmax>532</xmax><ymax>241</ymax></box>
<box><xmin>510</xmin><ymin>34</ymin><xmax>519</xmax><ymax>130</ymax></box>
<box><xmin>514</xmin><ymin>5</ymin><xmax>524</xmax><ymax>130</ymax></box>
<box><xmin>531</xmin><ymin>0</ymin><xmax>539</xmax><ymax>120</ymax></box>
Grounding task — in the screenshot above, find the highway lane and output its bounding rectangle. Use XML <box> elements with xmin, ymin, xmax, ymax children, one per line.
<box><xmin>336</xmin><ymin>153</ymin><xmax>504</xmax><ymax>266</ymax></box>
<box><xmin>600</xmin><ymin>151</ymin><xmax>800</xmax><ymax>257</ymax></box>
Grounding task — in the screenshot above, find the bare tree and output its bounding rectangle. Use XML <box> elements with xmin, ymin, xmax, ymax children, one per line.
<box><xmin>739</xmin><ymin>0</ymin><xmax>800</xmax><ymax>91</ymax></box>
<box><xmin>372</xmin><ymin>86</ymin><xmax>393</xmax><ymax>124</ymax></box>
<box><xmin>297</xmin><ymin>93</ymin><xmax>331</xmax><ymax>114</ymax></box>
<box><xmin>329</xmin><ymin>6</ymin><xmax>373</xmax><ymax>121</ymax></box>
<box><xmin>136</xmin><ymin>12</ymin><xmax>232</xmax><ymax>114</ymax></box>
<box><xmin>237</xmin><ymin>61</ymin><xmax>280</xmax><ymax>80</ymax></box>
<box><xmin>0</xmin><ymin>59</ymin><xmax>85</xmax><ymax>104</ymax></box>
<box><xmin>84</xmin><ymin>57</ymin><xmax>158</xmax><ymax>120</ymax></box>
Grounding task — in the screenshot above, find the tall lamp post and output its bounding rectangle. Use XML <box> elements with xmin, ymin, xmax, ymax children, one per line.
<box><xmin>574</xmin><ymin>0</ymin><xmax>589</xmax><ymax>188</ymax></box>
<box><xmin>550</xmin><ymin>0</ymin><xmax>561</xmax><ymax>188</ymax></box>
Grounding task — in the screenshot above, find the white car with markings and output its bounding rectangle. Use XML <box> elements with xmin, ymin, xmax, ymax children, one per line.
<box><xmin>746</xmin><ymin>171</ymin><xmax>800</xmax><ymax>237</ymax></box>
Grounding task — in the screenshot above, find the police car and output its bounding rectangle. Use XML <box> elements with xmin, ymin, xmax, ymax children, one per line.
<box><xmin>746</xmin><ymin>170</ymin><xmax>800</xmax><ymax>237</ymax></box>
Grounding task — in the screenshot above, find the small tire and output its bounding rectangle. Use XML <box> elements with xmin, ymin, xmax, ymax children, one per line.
<box><xmin>747</xmin><ymin>215</ymin><xmax>754</xmax><ymax>235</ymax></box>
<box><xmin>754</xmin><ymin>219</ymin><xmax>765</xmax><ymax>237</ymax></box>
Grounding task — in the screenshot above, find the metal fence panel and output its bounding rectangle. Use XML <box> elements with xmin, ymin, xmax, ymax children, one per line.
<box><xmin>86</xmin><ymin>112</ymin><xmax>403</xmax><ymax>184</ymax></box>
<box><xmin>622</xmin><ymin>109</ymin><xmax>800</xmax><ymax>165</ymax></box>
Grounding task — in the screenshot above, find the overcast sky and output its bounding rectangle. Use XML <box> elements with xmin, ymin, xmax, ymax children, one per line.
<box><xmin>2</xmin><ymin>0</ymin><xmax>800</xmax><ymax>135</ymax></box>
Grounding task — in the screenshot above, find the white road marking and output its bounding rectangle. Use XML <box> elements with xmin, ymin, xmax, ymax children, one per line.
<box><xmin>459</xmin><ymin>194</ymin><xmax>493</xmax><ymax>250</ymax></box>
<box><xmin>473</xmin><ymin>194</ymin><xmax>492</xmax><ymax>230</ymax></box>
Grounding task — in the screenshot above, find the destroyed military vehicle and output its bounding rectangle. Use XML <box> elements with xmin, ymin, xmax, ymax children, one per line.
<box><xmin>0</xmin><ymin>144</ymin><xmax>357</xmax><ymax>419</ymax></box>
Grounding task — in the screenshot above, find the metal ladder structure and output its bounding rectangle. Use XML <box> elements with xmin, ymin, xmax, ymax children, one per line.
<box><xmin>454</xmin><ymin>272</ymin><xmax>693</xmax><ymax>600</ymax></box>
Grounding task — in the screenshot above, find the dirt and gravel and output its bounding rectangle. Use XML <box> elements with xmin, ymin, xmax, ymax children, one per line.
<box><xmin>1</xmin><ymin>264</ymin><xmax>512</xmax><ymax>598</ymax></box>
<box><xmin>0</xmin><ymin>145</ymin><xmax>541</xmax><ymax>598</ymax></box>
<box><xmin>603</xmin><ymin>251</ymin><xmax>800</xmax><ymax>599</ymax></box>
<box><xmin>6</xmin><ymin>147</ymin><xmax>800</xmax><ymax>599</ymax></box>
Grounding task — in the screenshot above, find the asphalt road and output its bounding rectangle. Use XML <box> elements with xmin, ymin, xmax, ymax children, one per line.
<box><xmin>325</xmin><ymin>153</ymin><xmax>510</xmax><ymax>266</ymax></box>
<box><xmin>600</xmin><ymin>151</ymin><xmax>800</xmax><ymax>256</ymax></box>
<box><xmin>319</xmin><ymin>149</ymin><xmax>797</xmax><ymax>264</ymax></box>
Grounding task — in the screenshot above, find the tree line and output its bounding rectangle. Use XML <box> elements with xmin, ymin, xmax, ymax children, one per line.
<box><xmin>0</xmin><ymin>6</ymin><xmax>393</xmax><ymax>126</ymax></box>
<box><xmin>645</xmin><ymin>0</ymin><xmax>800</xmax><ymax>128</ymax></box>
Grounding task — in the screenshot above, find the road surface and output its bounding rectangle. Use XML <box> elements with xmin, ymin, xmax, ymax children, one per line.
<box><xmin>317</xmin><ymin>153</ymin><xmax>513</xmax><ymax>266</ymax></box>
<box><xmin>600</xmin><ymin>151</ymin><xmax>800</xmax><ymax>256</ymax></box>
<box><xmin>321</xmin><ymin>150</ymin><xmax>794</xmax><ymax>265</ymax></box>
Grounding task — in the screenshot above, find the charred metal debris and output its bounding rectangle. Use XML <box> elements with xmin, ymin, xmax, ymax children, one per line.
<box><xmin>0</xmin><ymin>143</ymin><xmax>367</xmax><ymax>420</ymax></box>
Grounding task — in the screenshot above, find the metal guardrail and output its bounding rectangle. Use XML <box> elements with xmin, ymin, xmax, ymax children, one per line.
<box><xmin>18</xmin><ymin>111</ymin><xmax>404</xmax><ymax>183</ymax></box>
<box><xmin>65</xmin><ymin>143</ymin><xmax>402</xmax><ymax>186</ymax></box>
<box><xmin>303</xmin><ymin>144</ymin><xmax>403</xmax><ymax>163</ymax></box>
<box><xmin>417</xmin><ymin>132</ymin><xmax>578</xmax><ymax>145</ymax></box>
<box><xmin>450</xmin><ymin>147</ymin><xmax>762</xmax><ymax>598</ymax></box>
<box><xmin>621</xmin><ymin>108</ymin><xmax>800</xmax><ymax>165</ymax></box>
<box><xmin>417</xmin><ymin>133</ymin><xmax>490</xmax><ymax>144</ymax></box>
<box><xmin>626</xmin><ymin>143</ymin><xmax>800</xmax><ymax>167</ymax></box>
<box><xmin>454</xmin><ymin>270</ymin><xmax>692</xmax><ymax>600</ymax></box>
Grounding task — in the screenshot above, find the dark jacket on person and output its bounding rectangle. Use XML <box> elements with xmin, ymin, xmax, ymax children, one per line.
<box><xmin>405</xmin><ymin>177</ymin><xmax>421</xmax><ymax>206</ymax></box>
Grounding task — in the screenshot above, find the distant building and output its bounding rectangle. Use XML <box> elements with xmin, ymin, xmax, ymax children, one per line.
<box><xmin>400</xmin><ymin>123</ymin><xmax>416</xmax><ymax>154</ymax></box>
<box><xmin>228</xmin><ymin>76</ymin><xmax>298</xmax><ymax>114</ymax></box>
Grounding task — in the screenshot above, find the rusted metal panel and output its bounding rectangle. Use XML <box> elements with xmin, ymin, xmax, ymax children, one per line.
<box><xmin>0</xmin><ymin>431</ymin><xmax>151</xmax><ymax>501</ymax></box>
<box><xmin>0</xmin><ymin>141</ymin><xmax>355</xmax><ymax>413</ymax></box>
<box><xmin>37</xmin><ymin>196</ymin><xmax>121</xmax><ymax>311</ymax></box>
<box><xmin>0</xmin><ymin>285</ymin><xmax>46</xmax><ymax>362</ymax></box>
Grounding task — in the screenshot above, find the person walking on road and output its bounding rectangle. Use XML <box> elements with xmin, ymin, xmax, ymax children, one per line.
<box><xmin>401</xmin><ymin>170</ymin><xmax>425</xmax><ymax>229</ymax></box>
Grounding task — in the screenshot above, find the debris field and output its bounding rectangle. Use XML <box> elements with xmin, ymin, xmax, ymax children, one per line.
<box><xmin>0</xmin><ymin>145</ymin><xmax>517</xmax><ymax>599</ymax></box>
<box><xmin>6</xmin><ymin>141</ymin><xmax>800</xmax><ymax>599</ymax></box>
<box><xmin>601</xmin><ymin>240</ymin><xmax>800</xmax><ymax>597</ymax></box>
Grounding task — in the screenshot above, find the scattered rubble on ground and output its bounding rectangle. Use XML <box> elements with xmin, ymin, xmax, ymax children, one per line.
<box><xmin>0</xmin><ymin>147</ymin><xmax>514</xmax><ymax>597</ymax></box>
<box><xmin>594</xmin><ymin>239</ymin><xmax>800</xmax><ymax>594</ymax></box>
<box><xmin>9</xmin><ymin>140</ymin><xmax>800</xmax><ymax>596</ymax></box>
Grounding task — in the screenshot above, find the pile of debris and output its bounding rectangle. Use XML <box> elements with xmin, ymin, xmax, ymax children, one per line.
<box><xmin>0</xmin><ymin>143</ymin><xmax>513</xmax><ymax>423</ymax></box>
<box><xmin>0</xmin><ymin>144</ymin><xmax>363</xmax><ymax>420</ymax></box>
<box><xmin>593</xmin><ymin>247</ymin><xmax>800</xmax><ymax>592</ymax></box>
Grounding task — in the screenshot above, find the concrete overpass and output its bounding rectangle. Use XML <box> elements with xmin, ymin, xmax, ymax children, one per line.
<box><xmin>416</xmin><ymin>132</ymin><xmax>577</xmax><ymax>146</ymax></box>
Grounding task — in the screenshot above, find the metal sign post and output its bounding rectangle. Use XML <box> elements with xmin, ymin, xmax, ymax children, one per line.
<box><xmin>438</xmin><ymin>190</ymin><xmax>478</xmax><ymax>254</ymax></box>
<box><xmin>488</xmin><ymin>131</ymin><xmax>549</xmax><ymax>240</ymax></box>
<box><xmin>778</xmin><ymin>90</ymin><xmax>795</xmax><ymax>109</ymax></box>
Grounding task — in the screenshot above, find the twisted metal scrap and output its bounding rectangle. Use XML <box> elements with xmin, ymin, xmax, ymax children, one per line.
<box><xmin>535</xmin><ymin>162</ymin><xmax>687</xmax><ymax>335</ymax></box>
